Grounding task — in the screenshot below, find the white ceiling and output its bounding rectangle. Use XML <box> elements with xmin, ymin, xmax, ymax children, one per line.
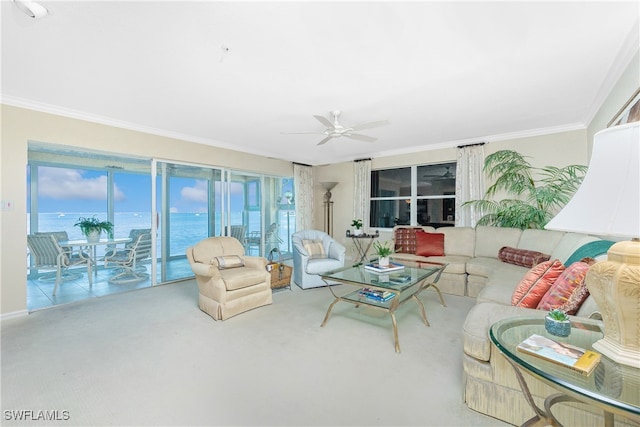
<box><xmin>2</xmin><ymin>1</ymin><xmax>639</xmax><ymax>165</ymax></box>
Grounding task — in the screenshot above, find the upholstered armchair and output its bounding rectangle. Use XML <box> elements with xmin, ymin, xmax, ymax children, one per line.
<box><xmin>186</xmin><ymin>236</ymin><xmax>272</xmax><ymax>320</ymax></box>
<box><xmin>292</xmin><ymin>230</ymin><xmax>346</xmax><ymax>289</ymax></box>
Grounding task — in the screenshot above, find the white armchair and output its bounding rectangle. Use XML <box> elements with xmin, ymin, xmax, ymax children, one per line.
<box><xmin>292</xmin><ymin>230</ymin><xmax>346</xmax><ymax>289</ymax></box>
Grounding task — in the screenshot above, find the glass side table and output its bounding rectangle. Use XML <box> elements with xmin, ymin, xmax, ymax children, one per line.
<box><xmin>490</xmin><ymin>316</ymin><xmax>640</xmax><ymax>427</ymax></box>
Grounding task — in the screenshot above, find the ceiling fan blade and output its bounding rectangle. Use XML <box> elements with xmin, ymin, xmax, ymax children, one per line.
<box><xmin>313</xmin><ymin>115</ymin><xmax>335</xmax><ymax>129</ymax></box>
<box><xmin>281</xmin><ymin>131</ymin><xmax>325</xmax><ymax>135</ymax></box>
<box><xmin>345</xmin><ymin>133</ymin><xmax>377</xmax><ymax>142</ymax></box>
<box><xmin>316</xmin><ymin>136</ymin><xmax>333</xmax><ymax>146</ymax></box>
<box><xmin>350</xmin><ymin>119</ymin><xmax>389</xmax><ymax>131</ymax></box>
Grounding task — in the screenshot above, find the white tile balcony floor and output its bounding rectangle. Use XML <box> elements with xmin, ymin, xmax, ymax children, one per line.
<box><xmin>27</xmin><ymin>258</ymin><xmax>194</xmax><ymax>311</ymax></box>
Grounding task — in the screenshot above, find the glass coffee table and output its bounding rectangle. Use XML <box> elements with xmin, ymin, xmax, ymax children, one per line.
<box><xmin>490</xmin><ymin>316</ymin><xmax>640</xmax><ymax>427</ymax></box>
<box><xmin>320</xmin><ymin>261</ymin><xmax>447</xmax><ymax>353</ymax></box>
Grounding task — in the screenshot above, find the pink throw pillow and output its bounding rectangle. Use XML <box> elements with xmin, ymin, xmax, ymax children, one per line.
<box><xmin>511</xmin><ymin>260</ymin><xmax>565</xmax><ymax>308</ymax></box>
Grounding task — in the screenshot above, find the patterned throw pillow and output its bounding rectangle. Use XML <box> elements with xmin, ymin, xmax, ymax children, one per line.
<box><xmin>393</xmin><ymin>227</ymin><xmax>423</xmax><ymax>253</ymax></box>
<box><xmin>537</xmin><ymin>258</ymin><xmax>595</xmax><ymax>314</ymax></box>
<box><xmin>213</xmin><ymin>255</ymin><xmax>245</xmax><ymax>269</ymax></box>
<box><xmin>498</xmin><ymin>246</ymin><xmax>551</xmax><ymax>268</ymax></box>
<box><xmin>415</xmin><ymin>231</ymin><xmax>445</xmax><ymax>257</ymax></box>
<box><xmin>511</xmin><ymin>259</ymin><xmax>565</xmax><ymax>308</ymax></box>
<box><xmin>302</xmin><ymin>239</ymin><xmax>326</xmax><ymax>259</ymax></box>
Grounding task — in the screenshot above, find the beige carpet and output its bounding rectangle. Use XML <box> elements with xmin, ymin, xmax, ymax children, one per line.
<box><xmin>1</xmin><ymin>280</ymin><xmax>508</xmax><ymax>426</ymax></box>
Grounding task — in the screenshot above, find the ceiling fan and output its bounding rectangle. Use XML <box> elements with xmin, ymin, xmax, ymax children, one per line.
<box><xmin>423</xmin><ymin>166</ymin><xmax>455</xmax><ymax>180</ymax></box>
<box><xmin>282</xmin><ymin>110</ymin><xmax>389</xmax><ymax>146</ymax></box>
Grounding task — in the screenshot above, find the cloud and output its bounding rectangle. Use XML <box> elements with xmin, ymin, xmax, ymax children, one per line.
<box><xmin>38</xmin><ymin>167</ymin><xmax>125</xmax><ymax>201</ymax></box>
<box><xmin>181</xmin><ymin>180</ymin><xmax>208</xmax><ymax>203</ymax></box>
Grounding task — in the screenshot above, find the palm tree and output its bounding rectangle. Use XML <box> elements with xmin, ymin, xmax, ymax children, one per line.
<box><xmin>463</xmin><ymin>150</ymin><xmax>587</xmax><ymax>229</ymax></box>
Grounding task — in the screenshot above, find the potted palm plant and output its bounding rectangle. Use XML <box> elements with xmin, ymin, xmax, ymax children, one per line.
<box><xmin>373</xmin><ymin>240</ymin><xmax>394</xmax><ymax>267</ymax></box>
<box><xmin>74</xmin><ymin>216</ymin><xmax>114</xmax><ymax>243</ymax></box>
<box><xmin>462</xmin><ymin>150</ymin><xmax>587</xmax><ymax>229</ymax></box>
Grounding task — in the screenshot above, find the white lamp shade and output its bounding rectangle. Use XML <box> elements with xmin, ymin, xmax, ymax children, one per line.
<box><xmin>545</xmin><ymin>121</ymin><xmax>640</xmax><ymax>238</ymax></box>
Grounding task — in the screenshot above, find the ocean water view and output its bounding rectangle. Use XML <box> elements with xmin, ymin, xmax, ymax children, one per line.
<box><xmin>30</xmin><ymin>212</ymin><xmax>294</xmax><ymax>258</ymax></box>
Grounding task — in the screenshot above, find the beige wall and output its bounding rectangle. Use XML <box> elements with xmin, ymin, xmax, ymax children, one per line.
<box><xmin>0</xmin><ymin>105</ymin><xmax>293</xmax><ymax>317</ymax></box>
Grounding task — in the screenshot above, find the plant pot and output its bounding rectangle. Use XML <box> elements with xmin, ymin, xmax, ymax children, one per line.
<box><xmin>86</xmin><ymin>230</ymin><xmax>102</xmax><ymax>243</ymax></box>
<box><xmin>378</xmin><ymin>256</ymin><xmax>390</xmax><ymax>267</ymax></box>
<box><xmin>353</xmin><ymin>229</ymin><xmax>363</xmax><ymax>236</ymax></box>
<box><xmin>545</xmin><ymin>315</ymin><xmax>571</xmax><ymax>337</ymax></box>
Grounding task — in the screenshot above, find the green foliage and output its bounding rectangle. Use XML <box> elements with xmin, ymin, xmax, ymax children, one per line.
<box><xmin>351</xmin><ymin>219</ymin><xmax>363</xmax><ymax>229</ymax></box>
<box><xmin>463</xmin><ymin>150</ymin><xmax>587</xmax><ymax>229</ymax></box>
<box><xmin>74</xmin><ymin>216</ymin><xmax>114</xmax><ymax>238</ymax></box>
<box><xmin>373</xmin><ymin>240</ymin><xmax>394</xmax><ymax>257</ymax></box>
<box><xmin>548</xmin><ymin>308</ymin><xmax>569</xmax><ymax>322</ymax></box>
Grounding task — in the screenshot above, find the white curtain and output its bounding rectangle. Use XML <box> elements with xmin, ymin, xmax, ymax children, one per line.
<box><xmin>353</xmin><ymin>159</ymin><xmax>371</xmax><ymax>230</ymax></box>
<box><xmin>455</xmin><ymin>144</ymin><xmax>485</xmax><ymax>227</ymax></box>
<box><xmin>293</xmin><ymin>163</ymin><xmax>314</xmax><ymax>231</ymax></box>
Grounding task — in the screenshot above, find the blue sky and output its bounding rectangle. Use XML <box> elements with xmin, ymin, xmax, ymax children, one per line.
<box><xmin>30</xmin><ymin>166</ymin><xmax>288</xmax><ymax>214</ymax></box>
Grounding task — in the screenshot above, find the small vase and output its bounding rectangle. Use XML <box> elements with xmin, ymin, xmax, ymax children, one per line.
<box><xmin>379</xmin><ymin>256</ymin><xmax>390</xmax><ymax>267</ymax></box>
<box><xmin>545</xmin><ymin>316</ymin><xmax>571</xmax><ymax>337</ymax></box>
<box><xmin>86</xmin><ymin>230</ymin><xmax>102</xmax><ymax>243</ymax></box>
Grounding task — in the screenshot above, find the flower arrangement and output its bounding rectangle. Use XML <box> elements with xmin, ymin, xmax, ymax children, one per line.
<box><xmin>74</xmin><ymin>216</ymin><xmax>114</xmax><ymax>238</ymax></box>
<box><xmin>373</xmin><ymin>240</ymin><xmax>394</xmax><ymax>257</ymax></box>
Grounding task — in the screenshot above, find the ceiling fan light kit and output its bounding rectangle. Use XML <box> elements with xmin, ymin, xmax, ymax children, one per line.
<box><xmin>283</xmin><ymin>110</ymin><xmax>389</xmax><ymax>146</ymax></box>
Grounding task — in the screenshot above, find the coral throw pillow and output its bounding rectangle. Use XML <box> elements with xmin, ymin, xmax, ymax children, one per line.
<box><xmin>537</xmin><ymin>258</ymin><xmax>594</xmax><ymax>314</ymax></box>
<box><xmin>511</xmin><ymin>259</ymin><xmax>565</xmax><ymax>308</ymax></box>
<box><xmin>415</xmin><ymin>231</ymin><xmax>445</xmax><ymax>257</ymax></box>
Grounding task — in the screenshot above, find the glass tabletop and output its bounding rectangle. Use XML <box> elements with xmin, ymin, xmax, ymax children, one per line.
<box><xmin>490</xmin><ymin>316</ymin><xmax>640</xmax><ymax>416</ymax></box>
<box><xmin>321</xmin><ymin>261</ymin><xmax>444</xmax><ymax>293</ymax></box>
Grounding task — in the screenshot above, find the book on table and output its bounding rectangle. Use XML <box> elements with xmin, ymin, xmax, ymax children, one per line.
<box><xmin>516</xmin><ymin>334</ymin><xmax>601</xmax><ymax>375</ymax></box>
<box><xmin>364</xmin><ymin>261</ymin><xmax>404</xmax><ymax>273</ymax></box>
<box><xmin>358</xmin><ymin>287</ymin><xmax>395</xmax><ymax>302</ymax></box>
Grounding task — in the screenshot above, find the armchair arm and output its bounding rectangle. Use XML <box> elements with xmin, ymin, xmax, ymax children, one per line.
<box><xmin>189</xmin><ymin>262</ymin><xmax>221</xmax><ymax>279</ymax></box>
<box><xmin>243</xmin><ymin>256</ymin><xmax>267</xmax><ymax>269</ymax></box>
<box><xmin>328</xmin><ymin>241</ymin><xmax>346</xmax><ymax>261</ymax></box>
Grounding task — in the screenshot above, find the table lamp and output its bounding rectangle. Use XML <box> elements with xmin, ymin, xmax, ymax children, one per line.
<box><xmin>545</xmin><ymin>121</ymin><xmax>639</xmax><ymax>367</ymax></box>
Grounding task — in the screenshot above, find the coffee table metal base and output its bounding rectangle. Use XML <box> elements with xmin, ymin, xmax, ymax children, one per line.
<box><xmin>320</xmin><ymin>279</ymin><xmax>446</xmax><ymax>353</ymax></box>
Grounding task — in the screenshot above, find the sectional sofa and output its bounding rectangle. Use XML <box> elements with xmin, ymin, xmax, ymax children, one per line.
<box><xmin>389</xmin><ymin>225</ymin><xmax>634</xmax><ymax>426</ymax></box>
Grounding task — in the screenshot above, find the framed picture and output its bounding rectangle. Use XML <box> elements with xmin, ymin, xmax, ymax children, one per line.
<box><xmin>608</xmin><ymin>87</ymin><xmax>640</xmax><ymax>127</ymax></box>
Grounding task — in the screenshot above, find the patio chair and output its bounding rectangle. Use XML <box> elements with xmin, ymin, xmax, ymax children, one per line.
<box><xmin>103</xmin><ymin>231</ymin><xmax>152</xmax><ymax>284</ymax></box>
<box><xmin>230</xmin><ymin>225</ymin><xmax>247</xmax><ymax>246</ymax></box>
<box><xmin>247</xmin><ymin>222</ymin><xmax>282</xmax><ymax>255</ymax></box>
<box><xmin>27</xmin><ymin>233</ymin><xmax>92</xmax><ymax>295</ymax></box>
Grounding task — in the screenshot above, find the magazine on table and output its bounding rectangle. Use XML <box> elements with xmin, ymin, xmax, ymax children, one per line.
<box><xmin>516</xmin><ymin>334</ymin><xmax>601</xmax><ymax>376</ymax></box>
<box><xmin>364</xmin><ymin>261</ymin><xmax>404</xmax><ymax>273</ymax></box>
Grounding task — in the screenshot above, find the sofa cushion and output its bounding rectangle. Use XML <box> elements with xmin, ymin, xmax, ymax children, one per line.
<box><xmin>537</xmin><ymin>259</ymin><xmax>594</xmax><ymax>313</ymax></box>
<box><xmin>415</xmin><ymin>231</ymin><xmax>445</xmax><ymax>256</ymax></box>
<box><xmin>498</xmin><ymin>246</ymin><xmax>550</xmax><ymax>268</ymax></box>
<box><xmin>474</xmin><ymin>226</ymin><xmax>522</xmax><ymax>258</ymax></box>
<box><xmin>511</xmin><ymin>260</ymin><xmax>565</xmax><ymax>308</ymax></box>
<box><xmin>303</xmin><ymin>239</ymin><xmax>326</xmax><ymax>259</ymax></box>
<box><xmin>549</xmin><ymin>233</ymin><xmax>600</xmax><ymax>264</ymax></box>
<box><xmin>391</xmin><ymin>253</ymin><xmax>469</xmax><ymax>275</ymax></box>
<box><xmin>517</xmin><ymin>229</ymin><xmax>565</xmax><ymax>255</ymax></box>
<box><xmin>220</xmin><ymin>267</ymin><xmax>268</xmax><ymax>290</ymax></box>
<box><xmin>305</xmin><ymin>258</ymin><xmax>343</xmax><ymax>275</ymax></box>
<box><xmin>438</xmin><ymin>226</ymin><xmax>476</xmax><ymax>257</ymax></box>
<box><xmin>466</xmin><ymin>257</ymin><xmax>507</xmax><ymax>278</ymax></box>
<box><xmin>213</xmin><ymin>255</ymin><xmax>245</xmax><ymax>269</ymax></box>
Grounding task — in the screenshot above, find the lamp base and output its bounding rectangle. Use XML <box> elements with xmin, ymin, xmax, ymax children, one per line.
<box><xmin>586</xmin><ymin>239</ymin><xmax>640</xmax><ymax>368</ymax></box>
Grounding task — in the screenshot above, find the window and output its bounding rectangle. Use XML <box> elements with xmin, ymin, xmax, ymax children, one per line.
<box><xmin>370</xmin><ymin>163</ymin><xmax>456</xmax><ymax>228</ymax></box>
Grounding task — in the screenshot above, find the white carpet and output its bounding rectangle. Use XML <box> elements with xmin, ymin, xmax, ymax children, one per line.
<box><xmin>1</xmin><ymin>280</ymin><xmax>508</xmax><ymax>426</ymax></box>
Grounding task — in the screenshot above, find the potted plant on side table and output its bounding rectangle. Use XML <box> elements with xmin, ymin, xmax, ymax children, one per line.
<box><xmin>74</xmin><ymin>216</ymin><xmax>114</xmax><ymax>243</ymax></box>
<box><xmin>351</xmin><ymin>219</ymin><xmax>363</xmax><ymax>236</ymax></box>
<box><xmin>373</xmin><ymin>240</ymin><xmax>394</xmax><ymax>267</ymax></box>
<box><xmin>545</xmin><ymin>308</ymin><xmax>571</xmax><ymax>337</ymax></box>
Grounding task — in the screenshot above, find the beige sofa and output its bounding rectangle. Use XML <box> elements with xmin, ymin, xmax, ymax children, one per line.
<box><xmin>391</xmin><ymin>225</ymin><xmax>603</xmax><ymax>297</ymax></box>
<box><xmin>390</xmin><ymin>225</ymin><xmax>637</xmax><ymax>426</ymax></box>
